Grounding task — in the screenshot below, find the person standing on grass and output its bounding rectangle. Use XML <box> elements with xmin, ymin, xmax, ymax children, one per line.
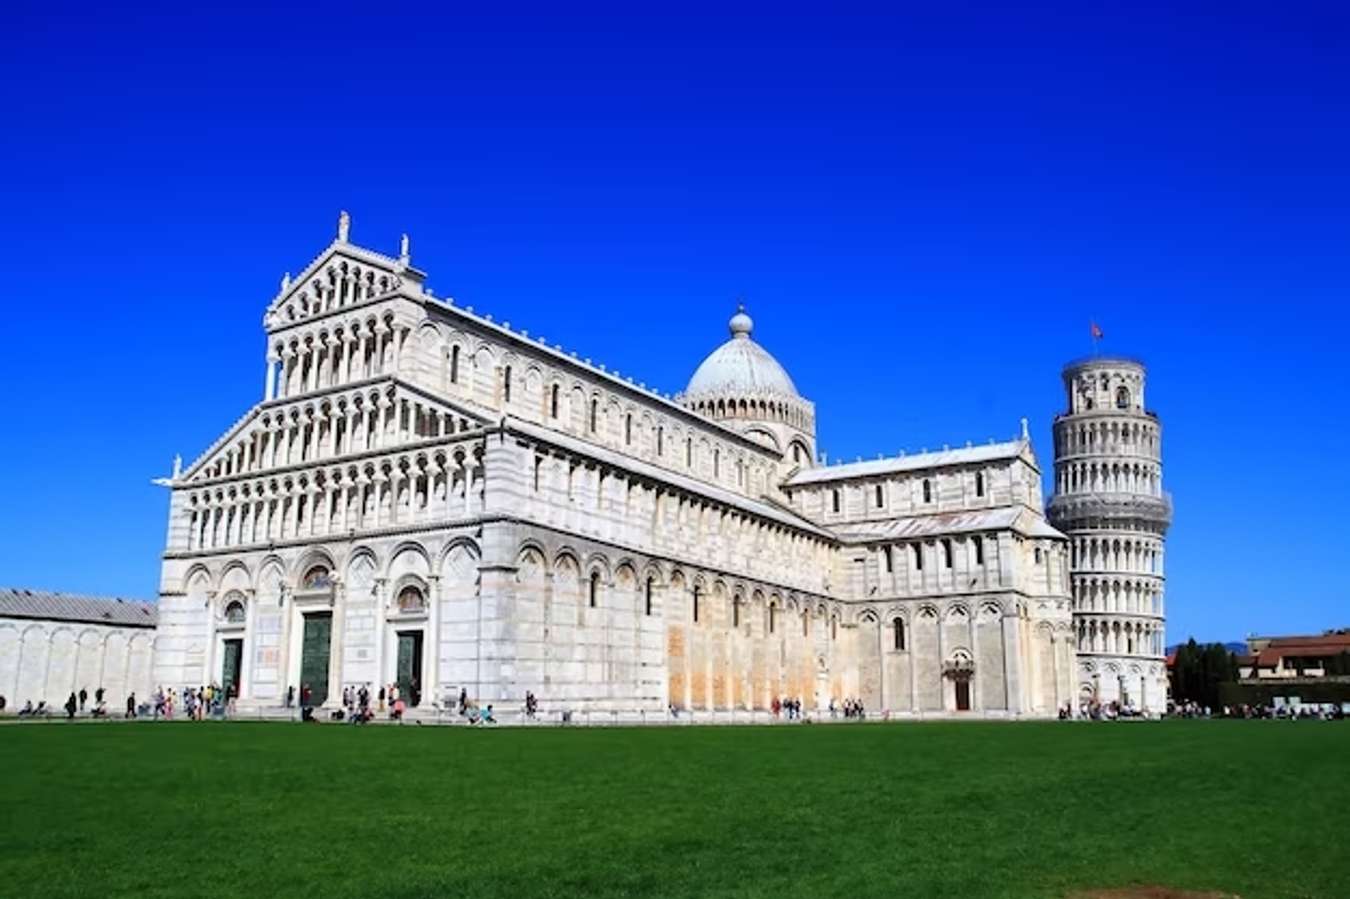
<box><xmin>95</xmin><ymin>687</ymin><xmax>104</xmax><ymax>707</ymax></box>
<box><xmin>65</xmin><ymin>692</ymin><xmax>77</xmax><ymax>719</ymax></box>
<box><xmin>78</xmin><ymin>687</ymin><xmax>87</xmax><ymax>711</ymax></box>
<box><xmin>126</xmin><ymin>693</ymin><xmax>136</xmax><ymax>718</ymax></box>
<box><xmin>378</xmin><ymin>685</ymin><xmax>385</xmax><ymax>713</ymax></box>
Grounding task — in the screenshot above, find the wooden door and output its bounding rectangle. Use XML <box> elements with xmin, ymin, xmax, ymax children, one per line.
<box><xmin>396</xmin><ymin>632</ymin><xmax>423</xmax><ymax>706</ymax></box>
<box><xmin>222</xmin><ymin>639</ymin><xmax>243</xmax><ymax>696</ymax></box>
<box><xmin>300</xmin><ymin>614</ymin><xmax>332</xmax><ymax>706</ymax></box>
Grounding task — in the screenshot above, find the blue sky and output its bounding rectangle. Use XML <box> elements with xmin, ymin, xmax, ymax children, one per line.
<box><xmin>2</xmin><ymin>3</ymin><xmax>1346</xmax><ymax>642</ymax></box>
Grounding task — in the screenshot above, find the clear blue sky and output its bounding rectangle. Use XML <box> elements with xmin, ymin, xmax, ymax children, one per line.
<box><xmin>2</xmin><ymin>4</ymin><xmax>1346</xmax><ymax>642</ymax></box>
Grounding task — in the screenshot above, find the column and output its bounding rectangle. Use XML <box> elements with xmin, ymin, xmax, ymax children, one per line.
<box><xmin>265</xmin><ymin>352</ymin><xmax>278</xmax><ymax>401</ymax></box>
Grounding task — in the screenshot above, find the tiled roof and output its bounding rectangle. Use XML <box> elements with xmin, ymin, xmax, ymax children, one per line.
<box><xmin>1248</xmin><ymin>633</ymin><xmax>1350</xmax><ymax>667</ymax></box>
<box><xmin>0</xmin><ymin>588</ymin><xmax>158</xmax><ymax>629</ymax></box>
<box><xmin>784</xmin><ymin>441</ymin><xmax>1026</xmax><ymax>486</ymax></box>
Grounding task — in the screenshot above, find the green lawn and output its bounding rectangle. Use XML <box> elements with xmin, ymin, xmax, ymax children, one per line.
<box><xmin>1</xmin><ymin>720</ymin><xmax>1345</xmax><ymax>898</ymax></box>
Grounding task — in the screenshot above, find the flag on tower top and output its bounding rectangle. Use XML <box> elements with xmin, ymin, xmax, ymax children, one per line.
<box><xmin>1090</xmin><ymin>321</ymin><xmax>1104</xmax><ymax>340</ymax></box>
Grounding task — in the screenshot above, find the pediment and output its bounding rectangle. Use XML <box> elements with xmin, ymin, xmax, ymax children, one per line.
<box><xmin>264</xmin><ymin>240</ymin><xmax>426</xmax><ymax>331</ymax></box>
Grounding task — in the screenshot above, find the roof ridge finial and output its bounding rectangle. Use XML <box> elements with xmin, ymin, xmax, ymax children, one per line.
<box><xmin>337</xmin><ymin>210</ymin><xmax>351</xmax><ymax>242</ymax></box>
<box><xmin>729</xmin><ymin>302</ymin><xmax>753</xmax><ymax>339</ymax></box>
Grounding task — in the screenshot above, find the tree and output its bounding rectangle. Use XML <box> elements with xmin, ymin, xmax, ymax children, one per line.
<box><xmin>1168</xmin><ymin>638</ymin><xmax>1237</xmax><ymax>709</ymax></box>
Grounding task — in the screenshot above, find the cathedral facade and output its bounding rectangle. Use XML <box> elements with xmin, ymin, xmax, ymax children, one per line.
<box><xmin>151</xmin><ymin>215</ymin><xmax>1083</xmax><ymax>718</ymax></box>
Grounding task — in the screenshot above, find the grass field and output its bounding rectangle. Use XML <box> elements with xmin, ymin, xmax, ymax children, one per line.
<box><xmin>1</xmin><ymin>720</ymin><xmax>1346</xmax><ymax>899</ymax></box>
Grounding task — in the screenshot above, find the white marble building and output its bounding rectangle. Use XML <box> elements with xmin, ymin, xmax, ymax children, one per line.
<box><xmin>145</xmin><ymin>213</ymin><xmax>1082</xmax><ymax>717</ymax></box>
<box><xmin>1047</xmin><ymin>358</ymin><xmax>1171</xmax><ymax>709</ymax></box>
<box><xmin>0</xmin><ymin>589</ymin><xmax>158</xmax><ymax>711</ymax></box>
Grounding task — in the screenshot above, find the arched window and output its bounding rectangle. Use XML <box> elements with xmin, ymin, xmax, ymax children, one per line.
<box><xmin>656</xmin><ymin>426</ymin><xmax>664</xmax><ymax>456</ymax></box>
<box><xmin>831</xmin><ymin>489</ymin><xmax>841</xmax><ymax>513</ymax></box>
<box><xmin>1116</xmin><ymin>386</ymin><xmax>1130</xmax><ymax>409</ymax></box>
<box><xmin>733</xmin><ymin>596</ymin><xmax>741</xmax><ymax>628</ymax></box>
<box><xmin>645</xmin><ymin>577</ymin><xmax>653</xmax><ymax>616</ymax></box>
<box><xmin>713</xmin><ymin>449</ymin><xmax>720</xmax><ymax>478</ymax></box>
<box><xmin>533</xmin><ymin>456</ymin><xmax>543</xmax><ymax>492</ymax></box>
<box><xmin>923</xmin><ymin>479</ymin><xmax>933</xmax><ymax>503</ymax></box>
<box><xmin>686</xmin><ymin>438</ymin><xmax>693</xmax><ymax>467</ymax></box>
<box><xmin>589</xmin><ymin>398</ymin><xmax>598</xmax><ymax>433</ymax></box>
<box><xmin>974</xmin><ymin>535</ymin><xmax>984</xmax><ymax>565</ymax></box>
<box><xmin>302</xmin><ymin>566</ymin><xmax>332</xmax><ymax>590</ymax></box>
<box><xmin>625</xmin><ymin>414</ymin><xmax>632</xmax><ymax>445</ymax></box>
<box><xmin>793</xmin><ymin>444</ymin><xmax>802</xmax><ymax>463</ymax></box>
<box><xmin>550</xmin><ymin>384</ymin><xmax>559</xmax><ymax>419</ymax></box>
<box><xmin>1034</xmin><ymin>547</ymin><xmax>1043</xmax><ymax>564</ymax></box>
<box><xmin>224</xmin><ymin>598</ymin><xmax>246</xmax><ymax>624</ymax></box>
<box><xmin>768</xmin><ymin>603</ymin><xmax>777</xmax><ymax>634</ymax></box>
<box><xmin>975</xmin><ymin>471</ymin><xmax>985</xmax><ymax>498</ymax></box>
<box><xmin>803</xmin><ymin>611</ymin><xmax>810</xmax><ymax>637</ymax></box>
<box><xmin>831</xmin><ymin>617</ymin><xmax>837</xmax><ymax>640</ymax></box>
<box><xmin>503</xmin><ymin>365</ymin><xmax>512</xmax><ymax>403</ymax></box>
<box><xmin>692</xmin><ymin>586</ymin><xmax>700</xmax><ymax>623</ymax></box>
<box><xmin>589</xmin><ymin>571</ymin><xmax>600</xmax><ymax>608</ymax></box>
<box><xmin>875</xmin><ymin>483</ymin><xmax>884</xmax><ymax>508</ymax></box>
<box><xmin>893</xmin><ymin>617</ymin><xmax>906</xmax><ymax>651</ymax></box>
<box><xmin>942</xmin><ymin>539</ymin><xmax>953</xmax><ymax>569</ymax></box>
<box><xmin>913</xmin><ymin>543</ymin><xmax>924</xmax><ymax>570</ymax></box>
<box><xmin>450</xmin><ymin>345</ymin><xmax>460</xmax><ymax>384</ymax></box>
<box><xmin>883</xmin><ymin>545</ymin><xmax>893</xmax><ymax>573</ymax></box>
<box><xmin>397</xmin><ymin>585</ymin><xmax>426</xmax><ymax>613</ymax></box>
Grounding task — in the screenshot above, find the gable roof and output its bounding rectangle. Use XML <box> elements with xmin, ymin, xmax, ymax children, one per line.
<box><xmin>0</xmin><ymin>588</ymin><xmax>158</xmax><ymax>628</ymax></box>
<box><xmin>829</xmin><ymin>505</ymin><xmax>1065</xmax><ymax>544</ymax></box>
<box><xmin>784</xmin><ymin>440</ymin><xmax>1029</xmax><ymax>486</ymax></box>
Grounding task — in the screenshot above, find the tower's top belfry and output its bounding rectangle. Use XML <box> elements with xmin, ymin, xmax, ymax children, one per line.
<box><xmin>1047</xmin><ymin>356</ymin><xmax>1170</xmax><ymax>535</ymax></box>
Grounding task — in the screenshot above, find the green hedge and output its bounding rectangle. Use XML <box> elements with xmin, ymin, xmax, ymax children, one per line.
<box><xmin>1219</xmin><ymin>679</ymin><xmax>1350</xmax><ymax>706</ymax></box>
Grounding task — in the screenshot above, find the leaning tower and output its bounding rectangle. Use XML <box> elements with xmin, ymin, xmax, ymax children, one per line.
<box><xmin>1047</xmin><ymin>357</ymin><xmax>1172</xmax><ymax>712</ymax></box>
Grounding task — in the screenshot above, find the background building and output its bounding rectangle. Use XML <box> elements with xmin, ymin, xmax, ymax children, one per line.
<box><xmin>0</xmin><ymin>589</ymin><xmax>158</xmax><ymax>711</ymax></box>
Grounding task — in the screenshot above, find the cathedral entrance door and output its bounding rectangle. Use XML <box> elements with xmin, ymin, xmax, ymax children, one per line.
<box><xmin>396</xmin><ymin>631</ymin><xmax>424</xmax><ymax>707</ymax></box>
<box><xmin>222</xmin><ymin>639</ymin><xmax>243</xmax><ymax>697</ymax></box>
<box><xmin>300</xmin><ymin>613</ymin><xmax>332</xmax><ymax>706</ymax></box>
<box><xmin>955</xmin><ymin>679</ymin><xmax>971</xmax><ymax>711</ymax></box>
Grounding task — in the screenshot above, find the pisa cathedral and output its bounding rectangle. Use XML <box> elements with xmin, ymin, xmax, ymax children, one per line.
<box><xmin>4</xmin><ymin>213</ymin><xmax>1169</xmax><ymax>717</ymax></box>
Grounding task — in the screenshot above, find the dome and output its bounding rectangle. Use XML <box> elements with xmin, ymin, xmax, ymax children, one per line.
<box><xmin>684</xmin><ymin>307</ymin><xmax>800</xmax><ymax>398</ymax></box>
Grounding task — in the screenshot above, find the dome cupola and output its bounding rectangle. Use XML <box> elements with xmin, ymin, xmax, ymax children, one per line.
<box><xmin>684</xmin><ymin>306</ymin><xmax>800</xmax><ymax>399</ymax></box>
<box><xmin>679</xmin><ymin>305</ymin><xmax>816</xmax><ymax>466</ymax></box>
